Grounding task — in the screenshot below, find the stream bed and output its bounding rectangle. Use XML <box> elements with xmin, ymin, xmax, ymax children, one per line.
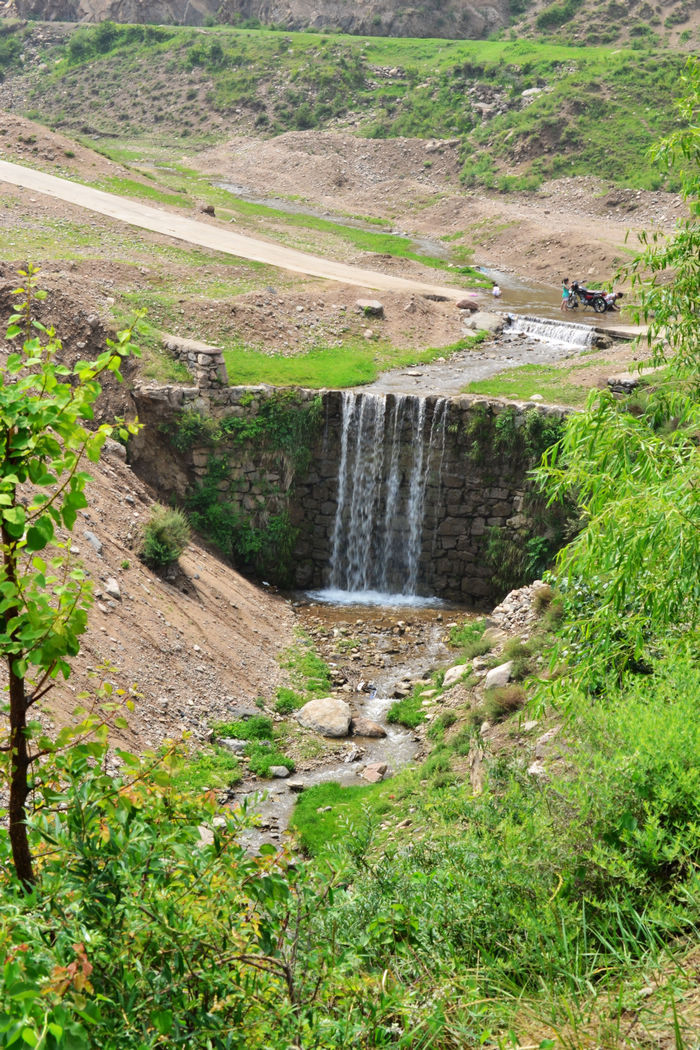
<box><xmin>233</xmin><ymin>600</ymin><xmax>466</xmax><ymax>848</ymax></box>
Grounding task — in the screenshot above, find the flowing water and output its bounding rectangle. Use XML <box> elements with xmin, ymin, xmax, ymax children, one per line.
<box><xmin>503</xmin><ymin>313</ymin><xmax>596</xmax><ymax>349</ymax></box>
<box><xmin>234</xmin><ymin>603</ymin><xmax>454</xmax><ymax>849</ymax></box>
<box><xmin>311</xmin><ymin>392</ymin><xmax>448</xmax><ymax>606</ymax></box>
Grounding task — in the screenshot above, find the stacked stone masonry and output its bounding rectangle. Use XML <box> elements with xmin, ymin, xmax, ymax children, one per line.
<box><xmin>130</xmin><ymin>382</ymin><xmax>565</xmax><ymax>605</ymax></box>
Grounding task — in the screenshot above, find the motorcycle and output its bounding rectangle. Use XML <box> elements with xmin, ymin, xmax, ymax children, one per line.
<box><xmin>567</xmin><ymin>281</ymin><xmax>607</xmax><ymax>314</ymax></box>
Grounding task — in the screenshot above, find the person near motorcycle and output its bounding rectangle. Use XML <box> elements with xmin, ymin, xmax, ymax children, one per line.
<box><xmin>561</xmin><ymin>277</ymin><xmax>571</xmax><ymax>310</ymax></box>
<box><xmin>604</xmin><ymin>291</ymin><xmax>624</xmax><ymax>311</ymax></box>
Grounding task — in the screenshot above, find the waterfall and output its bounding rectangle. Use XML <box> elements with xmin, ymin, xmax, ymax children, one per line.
<box><xmin>320</xmin><ymin>392</ymin><xmax>447</xmax><ymax>605</ymax></box>
<box><xmin>504</xmin><ymin>313</ymin><xmax>596</xmax><ymax>349</ymax></box>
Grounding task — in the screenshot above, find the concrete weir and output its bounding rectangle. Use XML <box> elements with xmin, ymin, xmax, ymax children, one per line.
<box><xmin>131</xmin><ymin>367</ymin><xmax>566</xmax><ymax>605</ymax></box>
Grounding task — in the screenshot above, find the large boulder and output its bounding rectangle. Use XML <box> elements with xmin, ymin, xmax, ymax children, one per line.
<box><xmin>297</xmin><ymin>697</ymin><xmax>352</xmax><ymax>738</ymax></box>
<box><xmin>443</xmin><ymin>663</ymin><xmax>468</xmax><ymax>689</ymax></box>
<box><xmin>484</xmin><ymin>661</ymin><xmax>514</xmax><ymax>690</ymax></box>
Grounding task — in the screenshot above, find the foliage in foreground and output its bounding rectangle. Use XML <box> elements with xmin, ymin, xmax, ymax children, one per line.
<box><xmin>535</xmin><ymin>57</ymin><xmax>700</xmax><ymax>692</ymax></box>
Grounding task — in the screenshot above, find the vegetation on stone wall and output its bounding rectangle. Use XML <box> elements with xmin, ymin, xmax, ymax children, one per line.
<box><xmin>461</xmin><ymin>404</ymin><xmax>572</xmax><ymax>590</ymax></box>
<box><xmin>165</xmin><ymin>393</ymin><xmax>322</xmax><ymax>583</ymax></box>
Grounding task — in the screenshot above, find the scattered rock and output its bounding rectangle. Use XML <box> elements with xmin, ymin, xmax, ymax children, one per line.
<box><xmin>218</xmin><ymin>738</ymin><xmax>247</xmax><ymax>755</ymax></box>
<box><xmin>200</xmin><ymin>203</ymin><xmax>215</xmax><ymax>216</ymax></box>
<box><xmin>351</xmin><ymin>717</ymin><xmax>387</xmax><ymax>738</ymax></box>
<box><xmin>297</xmin><ymin>696</ymin><xmax>352</xmax><ymax>738</ymax></box>
<box><xmin>104</xmin><ymin>577</ymin><xmax>121</xmax><ymax>601</ymax></box>
<box><xmin>268</xmin><ymin>765</ymin><xmax>291</xmax><ymax>778</ymax></box>
<box><xmin>527</xmin><ymin>760</ymin><xmax>548</xmax><ymax>781</ymax></box>
<box><xmin>484</xmin><ymin>661</ymin><xmax>514</xmax><ymax>690</ymax></box>
<box><xmin>344</xmin><ymin>743</ymin><xmax>365</xmax><ymax>763</ymax></box>
<box><xmin>456</xmin><ymin>298</ymin><xmax>479</xmax><ymax>312</ymax></box>
<box><xmin>287</xmin><ymin>780</ymin><xmax>305</xmax><ymax>792</ymax></box>
<box><xmin>443</xmin><ymin>663</ymin><xmax>468</xmax><ymax>689</ymax></box>
<box><xmin>356</xmin><ymin>299</ymin><xmax>384</xmax><ymax>318</ymax></box>
<box><xmin>535</xmin><ymin>727</ymin><xmax>560</xmax><ymax>759</ymax></box>
<box><xmin>84</xmin><ymin>529</ymin><xmax>102</xmax><ymax>555</ymax></box>
<box><xmin>360</xmin><ymin>762</ymin><xmax>388</xmax><ymax>783</ymax></box>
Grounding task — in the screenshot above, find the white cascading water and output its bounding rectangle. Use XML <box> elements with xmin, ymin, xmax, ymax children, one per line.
<box><xmin>504</xmin><ymin>313</ymin><xmax>596</xmax><ymax>349</ymax></box>
<box><xmin>315</xmin><ymin>392</ymin><xmax>447</xmax><ymax>606</ymax></box>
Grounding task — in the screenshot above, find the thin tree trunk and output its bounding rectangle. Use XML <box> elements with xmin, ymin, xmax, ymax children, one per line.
<box><xmin>2</xmin><ymin>520</ymin><xmax>35</xmax><ymax>889</ymax></box>
<box><xmin>8</xmin><ymin>665</ymin><xmax>34</xmax><ymax>889</ymax></box>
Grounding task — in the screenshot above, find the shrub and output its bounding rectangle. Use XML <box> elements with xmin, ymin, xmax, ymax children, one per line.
<box><xmin>215</xmin><ymin>715</ymin><xmax>273</xmax><ymax>741</ymax></box>
<box><xmin>274</xmin><ymin>687</ymin><xmax>305</xmax><ymax>715</ymax></box>
<box><xmin>140</xmin><ymin>505</ymin><xmax>190</xmax><ymax>568</ymax></box>
<box><xmin>483</xmin><ymin>684</ymin><xmax>527</xmax><ymax>721</ymax></box>
<box><xmin>502</xmin><ymin>637</ymin><xmax>536</xmax><ymax>680</ymax></box>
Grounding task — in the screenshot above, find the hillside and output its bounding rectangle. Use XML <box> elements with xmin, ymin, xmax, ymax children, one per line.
<box><xmin>1</xmin><ymin>0</ymin><xmax>698</xmax><ymax>46</ymax></box>
<box><xmin>0</xmin><ymin>22</ymin><xmax>690</xmax><ymax>191</ymax></box>
<box><xmin>1</xmin><ymin>0</ymin><xmax>511</xmax><ymax>36</ymax></box>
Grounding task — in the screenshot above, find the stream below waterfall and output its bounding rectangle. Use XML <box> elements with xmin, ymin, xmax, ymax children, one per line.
<box><xmin>233</xmin><ymin>602</ymin><xmax>465</xmax><ymax>850</ymax></box>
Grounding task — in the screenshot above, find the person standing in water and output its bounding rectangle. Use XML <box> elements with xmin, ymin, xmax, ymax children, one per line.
<box><xmin>492</xmin><ymin>282</ymin><xmax>501</xmax><ymax>298</ymax></box>
<box><xmin>561</xmin><ymin>277</ymin><xmax>571</xmax><ymax>311</ymax></box>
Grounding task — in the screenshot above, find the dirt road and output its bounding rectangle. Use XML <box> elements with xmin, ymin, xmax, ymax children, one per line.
<box><xmin>0</xmin><ymin>159</ymin><xmax>462</xmax><ymax>300</ymax></box>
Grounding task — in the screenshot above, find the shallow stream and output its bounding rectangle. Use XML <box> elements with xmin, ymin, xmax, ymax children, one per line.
<box><xmin>233</xmin><ymin>601</ymin><xmax>461</xmax><ymax>849</ymax></box>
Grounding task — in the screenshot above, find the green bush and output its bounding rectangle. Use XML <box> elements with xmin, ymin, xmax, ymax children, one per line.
<box><xmin>274</xmin><ymin>687</ymin><xmax>306</xmax><ymax>714</ymax></box>
<box><xmin>215</xmin><ymin>715</ymin><xmax>273</xmax><ymax>740</ymax></box>
<box><xmin>140</xmin><ymin>505</ymin><xmax>190</xmax><ymax>568</ymax></box>
<box><xmin>245</xmin><ymin>741</ymin><xmax>295</xmax><ymax>778</ymax></box>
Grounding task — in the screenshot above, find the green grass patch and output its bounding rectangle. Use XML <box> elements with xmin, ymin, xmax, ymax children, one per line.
<box><xmin>224</xmin><ymin>333</ymin><xmax>486</xmax><ymax>389</ymax></box>
<box><xmin>386</xmin><ymin>692</ymin><xmax>426</xmax><ymax>729</ymax></box>
<box><xmin>290</xmin><ymin>779</ymin><xmax>394</xmax><ymax>857</ymax></box>
<box><xmin>214</xmin><ymin>715</ymin><xmax>273</xmax><ymax>740</ymax></box>
<box><xmin>245</xmin><ymin>742</ymin><xmax>295</xmax><ymax>778</ymax></box>
<box><xmin>464</xmin><ymin>363</ymin><xmax>591</xmax><ymax>406</ymax></box>
<box><xmin>164</xmin><ymin>744</ymin><xmax>242</xmax><ymax>794</ymax></box>
<box><xmin>93</xmin><ymin>174</ymin><xmax>191</xmax><ymax>208</ymax></box>
<box><xmin>280</xmin><ymin>633</ymin><xmax>333</xmax><ymax>696</ymax></box>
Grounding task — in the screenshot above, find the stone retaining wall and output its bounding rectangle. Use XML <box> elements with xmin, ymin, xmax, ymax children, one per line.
<box><xmin>129</xmin><ymin>382</ymin><xmax>565</xmax><ymax>605</ymax></box>
<box><xmin>164</xmin><ymin>335</ymin><xmax>229</xmax><ymax>390</ymax></box>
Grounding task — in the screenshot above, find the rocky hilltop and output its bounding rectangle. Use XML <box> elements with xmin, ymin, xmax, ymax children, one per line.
<box><xmin>0</xmin><ymin>0</ymin><xmax>509</xmax><ymax>36</ymax></box>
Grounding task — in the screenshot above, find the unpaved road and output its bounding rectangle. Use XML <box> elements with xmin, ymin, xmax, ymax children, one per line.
<box><xmin>0</xmin><ymin>159</ymin><xmax>461</xmax><ymax>300</ymax></box>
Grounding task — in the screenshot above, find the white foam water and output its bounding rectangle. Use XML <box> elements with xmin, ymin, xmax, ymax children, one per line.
<box><xmin>505</xmin><ymin>313</ymin><xmax>596</xmax><ymax>349</ymax></box>
<box><xmin>306</xmin><ymin>588</ymin><xmax>447</xmax><ymax>609</ymax></box>
<box><xmin>326</xmin><ymin>392</ymin><xmax>447</xmax><ymax>600</ymax></box>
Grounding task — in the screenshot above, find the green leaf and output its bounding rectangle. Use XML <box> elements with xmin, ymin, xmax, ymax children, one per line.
<box><xmin>21</xmin><ymin>1029</ymin><xmax>38</xmax><ymax>1047</ymax></box>
<box><xmin>151</xmin><ymin>1010</ymin><xmax>173</xmax><ymax>1036</ymax></box>
<box><xmin>25</xmin><ymin>516</ymin><xmax>54</xmax><ymax>552</ymax></box>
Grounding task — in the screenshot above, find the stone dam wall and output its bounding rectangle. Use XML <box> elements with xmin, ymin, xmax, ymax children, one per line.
<box><xmin>130</xmin><ymin>377</ymin><xmax>566</xmax><ymax>605</ymax></box>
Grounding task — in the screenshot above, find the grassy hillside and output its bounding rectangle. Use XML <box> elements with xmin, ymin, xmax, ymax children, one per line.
<box><xmin>0</xmin><ymin>21</ymin><xmax>688</xmax><ymax>190</ymax></box>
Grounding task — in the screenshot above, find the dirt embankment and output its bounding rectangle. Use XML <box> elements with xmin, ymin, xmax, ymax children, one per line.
<box><xmin>0</xmin><ymin>272</ymin><xmax>297</xmax><ymax>751</ymax></box>
<box><xmin>194</xmin><ymin>130</ymin><xmax>688</xmax><ymax>289</ymax></box>
<box><xmin>0</xmin><ymin>436</ymin><xmax>297</xmax><ymax>751</ymax></box>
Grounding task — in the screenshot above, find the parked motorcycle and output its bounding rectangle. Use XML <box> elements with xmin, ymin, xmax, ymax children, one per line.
<box><xmin>567</xmin><ymin>281</ymin><xmax>607</xmax><ymax>313</ymax></box>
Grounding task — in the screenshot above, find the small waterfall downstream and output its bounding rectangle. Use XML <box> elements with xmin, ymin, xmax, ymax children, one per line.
<box><xmin>316</xmin><ymin>392</ymin><xmax>447</xmax><ymax>604</ymax></box>
<box><xmin>504</xmin><ymin>313</ymin><xmax>596</xmax><ymax>349</ymax></box>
